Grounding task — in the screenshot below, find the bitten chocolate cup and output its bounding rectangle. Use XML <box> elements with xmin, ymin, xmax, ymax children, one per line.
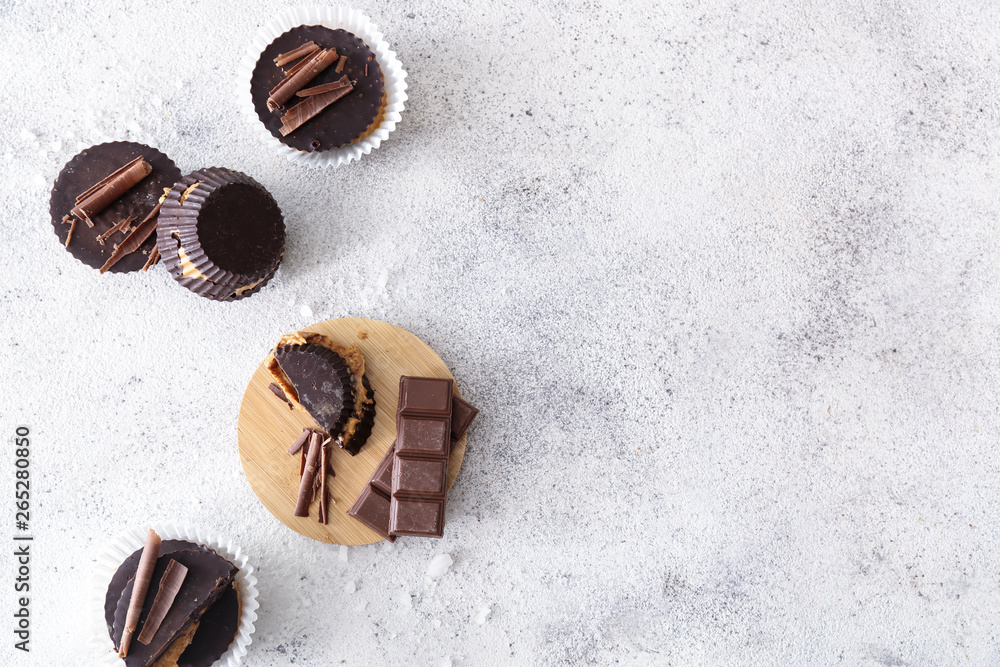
<box><xmin>157</xmin><ymin>168</ymin><xmax>285</xmax><ymax>301</ymax></box>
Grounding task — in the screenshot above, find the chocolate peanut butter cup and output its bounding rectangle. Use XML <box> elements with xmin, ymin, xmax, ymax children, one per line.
<box><xmin>268</xmin><ymin>331</ymin><xmax>376</xmax><ymax>456</ymax></box>
<box><xmin>157</xmin><ymin>168</ymin><xmax>285</xmax><ymax>301</ymax></box>
<box><xmin>105</xmin><ymin>539</ymin><xmax>240</xmax><ymax>667</ymax></box>
<box><xmin>49</xmin><ymin>142</ymin><xmax>181</xmax><ymax>273</ymax></box>
<box><xmin>250</xmin><ymin>25</ymin><xmax>385</xmax><ymax>152</ymax></box>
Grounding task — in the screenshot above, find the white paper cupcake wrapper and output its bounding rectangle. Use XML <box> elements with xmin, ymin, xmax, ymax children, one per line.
<box><xmin>90</xmin><ymin>523</ymin><xmax>259</xmax><ymax>667</ymax></box>
<box><xmin>237</xmin><ymin>5</ymin><xmax>408</xmax><ymax>168</ymax></box>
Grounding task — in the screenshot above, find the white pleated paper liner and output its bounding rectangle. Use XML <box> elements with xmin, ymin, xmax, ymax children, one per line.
<box><xmin>91</xmin><ymin>523</ymin><xmax>259</xmax><ymax>667</ymax></box>
<box><xmin>237</xmin><ymin>5</ymin><xmax>408</xmax><ymax>168</ymax></box>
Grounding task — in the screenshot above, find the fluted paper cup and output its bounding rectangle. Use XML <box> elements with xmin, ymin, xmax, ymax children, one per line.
<box><xmin>237</xmin><ymin>5</ymin><xmax>408</xmax><ymax>168</ymax></box>
<box><xmin>91</xmin><ymin>523</ymin><xmax>259</xmax><ymax>666</ymax></box>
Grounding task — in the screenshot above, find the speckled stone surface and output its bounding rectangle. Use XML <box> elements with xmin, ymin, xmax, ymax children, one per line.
<box><xmin>2</xmin><ymin>1</ymin><xmax>1000</xmax><ymax>665</ymax></box>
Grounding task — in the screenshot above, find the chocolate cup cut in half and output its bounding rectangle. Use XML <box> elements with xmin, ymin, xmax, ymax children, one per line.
<box><xmin>250</xmin><ymin>25</ymin><xmax>385</xmax><ymax>152</ymax></box>
<box><xmin>269</xmin><ymin>332</ymin><xmax>376</xmax><ymax>456</ymax></box>
<box><xmin>105</xmin><ymin>540</ymin><xmax>240</xmax><ymax>667</ymax></box>
<box><xmin>49</xmin><ymin>142</ymin><xmax>181</xmax><ymax>272</ymax></box>
<box><xmin>157</xmin><ymin>168</ymin><xmax>285</xmax><ymax>301</ymax></box>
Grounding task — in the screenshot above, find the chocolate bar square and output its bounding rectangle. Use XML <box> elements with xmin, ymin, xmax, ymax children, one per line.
<box><xmin>389</xmin><ymin>498</ymin><xmax>445</xmax><ymax>537</ymax></box>
<box><xmin>397</xmin><ymin>377</ymin><xmax>453</xmax><ymax>416</ymax></box>
<box><xmin>392</xmin><ymin>458</ymin><xmax>448</xmax><ymax>498</ymax></box>
<box><xmin>348</xmin><ymin>486</ymin><xmax>394</xmax><ymax>541</ymax></box>
<box><xmin>395</xmin><ymin>417</ymin><xmax>450</xmax><ymax>457</ymax></box>
<box><xmin>370</xmin><ymin>442</ymin><xmax>396</xmax><ymax>496</ymax></box>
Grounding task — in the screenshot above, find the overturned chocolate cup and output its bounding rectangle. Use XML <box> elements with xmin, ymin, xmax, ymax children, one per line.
<box><xmin>157</xmin><ymin>168</ymin><xmax>285</xmax><ymax>301</ymax></box>
<box><xmin>49</xmin><ymin>142</ymin><xmax>181</xmax><ymax>273</ymax></box>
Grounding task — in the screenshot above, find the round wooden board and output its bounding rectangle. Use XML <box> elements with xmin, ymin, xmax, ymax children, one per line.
<box><xmin>237</xmin><ymin>318</ymin><xmax>466</xmax><ymax>545</ymax></box>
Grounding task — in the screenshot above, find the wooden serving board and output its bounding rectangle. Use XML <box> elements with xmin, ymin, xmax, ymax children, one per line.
<box><xmin>237</xmin><ymin>318</ymin><xmax>466</xmax><ymax>545</ymax></box>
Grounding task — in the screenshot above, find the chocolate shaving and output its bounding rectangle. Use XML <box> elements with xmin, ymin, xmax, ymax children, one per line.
<box><xmin>300</xmin><ymin>445</ymin><xmax>307</xmax><ymax>477</ymax></box>
<box><xmin>280</xmin><ymin>48</ymin><xmax>322</xmax><ymax>80</ymax></box>
<box><xmin>319</xmin><ymin>443</ymin><xmax>329</xmax><ymax>524</ymax></box>
<box><xmin>268</xmin><ymin>382</ymin><xmax>294</xmax><ymax>409</ymax></box>
<box><xmin>71</xmin><ymin>156</ymin><xmax>151</xmax><ymax>224</ymax></box>
<box><xmin>64</xmin><ymin>217</ymin><xmax>76</xmax><ymax>247</ymax></box>
<box><xmin>119</xmin><ymin>529</ymin><xmax>161</xmax><ymax>657</ymax></box>
<box><xmin>279</xmin><ymin>82</ymin><xmax>354</xmax><ymax>136</ymax></box>
<box><xmin>96</xmin><ymin>216</ymin><xmax>135</xmax><ymax>245</ymax></box>
<box><xmin>136</xmin><ymin>559</ymin><xmax>188</xmax><ymax>645</ymax></box>
<box><xmin>141</xmin><ymin>245</ymin><xmax>160</xmax><ymax>272</ymax></box>
<box><xmin>335</xmin><ymin>55</ymin><xmax>347</xmax><ymax>74</ymax></box>
<box><xmin>286</xmin><ymin>428</ymin><xmax>311</xmax><ymax>456</ymax></box>
<box><xmin>294</xmin><ymin>433</ymin><xmax>323</xmax><ymax>517</ymax></box>
<box><xmin>296</xmin><ymin>75</ymin><xmax>351</xmax><ymax>97</ymax></box>
<box><xmin>268</xmin><ymin>48</ymin><xmax>340</xmax><ymax>111</ymax></box>
<box><xmin>275</xmin><ymin>41</ymin><xmax>320</xmax><ymax>67</ymax></box>
<box><xmin>99</xmin><ymin>199</ymin><xmax>162</xmax><ymax>274</ymax></box>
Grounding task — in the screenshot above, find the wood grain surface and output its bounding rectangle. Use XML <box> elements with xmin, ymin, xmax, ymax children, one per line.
<box><xmin>237</xmin><ymin>318</ymin><xmax>465</xmax><ymax>545</ymax></box>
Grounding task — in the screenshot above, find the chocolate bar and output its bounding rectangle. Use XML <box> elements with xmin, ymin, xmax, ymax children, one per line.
<box><xmin>389</xmin><ymin>377</ymin><xmax>453</xmax><ymax>538</ymax></box>
<box><xmin>348</xmin><ymin>392</ymin><xmax>478</xmax><ymax>540</ymax></box>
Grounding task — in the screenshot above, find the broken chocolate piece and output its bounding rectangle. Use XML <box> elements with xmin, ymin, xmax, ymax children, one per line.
<box><xmin>119</xmin><ymin>529</ymin><xmax>161</xmax><ymax>657</ymax></box>
<box><xmin>136</xmin><ymin>559</ymin><xmax>188</xmax><ymax>645</ymax></box>
<box><xmin>279</xmin><ymin>81</ymin><xmax>354</xmax><ymax>136</ymax></box>
<box><xmin>274</xmin><ymin>41</ymin><xmax>319</xmax><ymax>67</ymax></box>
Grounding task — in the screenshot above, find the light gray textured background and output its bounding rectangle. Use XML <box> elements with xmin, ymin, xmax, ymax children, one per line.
<box><xmin>2</xmin><ymin>0</ymin><xmax>999</xmax><ymax>665</ymax></box>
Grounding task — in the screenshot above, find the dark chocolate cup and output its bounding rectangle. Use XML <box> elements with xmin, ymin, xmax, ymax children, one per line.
<box><xmin>49</xmin><ymin>141</ymin><xmax>181</xmax><ymax>273</ymax></box>
<box><xmin>274</xmin><ymin>342</ymin><xmax>356</xmax><ymax>436</ymax></box>
<box><xmin>249</xmin><ymin>25</ymin><xmax>385</xmax><ymax>153</ymax></box>
<box><xmin>157</xmin><ymin>168</ymin><xmax>285</xmax><ymax>301</ymax></box>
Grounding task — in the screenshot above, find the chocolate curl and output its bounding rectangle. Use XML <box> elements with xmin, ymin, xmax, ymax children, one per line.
<box><xmin>119</xmin><ymin>529</ymin><xmax>161</xmax><ymax>657</ymax></box>
<box><xmin>96</xmin><ymin>216</ymin><xmax>134</xmax><ymax>246</ymax></box>
<box><xmin>268</xmin><ymin>48</ymin><xmax>340</xmax><ymax>111</ymax></box>
<box><xmin>280</xmin><ymin>49</ymin><xmax>321</xmax><ymax>80</ymax></box>
<box><xmin>99</xmin><ymin>199</ymin><xmax>163</xmax><ymax>274</ymax></box>
<box><xmin>335</xmin><ymin>55</ymin><xmax>347</xmax><ymax>73</ymax></box>
<box><xmin>300</xmin><ymin>446</ymin><xmax>307</xmax><ymax>477</ymax></box>
<box><xmin>141</xmin><ymin>245</ymin><xmax>160</xmax><ymax>272</ymax></box>
<box><xmin>71</xmin><ymin>157</ymin><xmax>151</xmax><ymax>223</ymax></box>
<box><xmin>294</xmin><ymin>433</ymin><xmax>323</xmax><ymax>517</ymax></box>
<box><xmin>296</xmin><ymin>75</ymin><xmax>351</xmax><ymax>97</ymax></box>
<box><xmin>279</xmin><ymin>82</ymin><xmax>354</xmax><ymax>136</ymax></box>
<box><xmin>319</xmin><ymin>443</ymin><xmax>329</xmax><ymax>524</ymax></box>
<box><xmin>286</xmin><ymin>428</ymin><xmax>311</xmax><ymax>455</ymax></box>
<box><xmin>136</xmin><ymin>559</ymin><xmax>188</xmax><ymax>645</ymax></box>
<box><xmin>64</xmin><ymin>217</ymin><xmax>76</xmax><ymax>247</ymax></box>
<box><xmin>275</xmin><ymin>41</ymin><xmax>319</xmax><ymax>67</ymax></box>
